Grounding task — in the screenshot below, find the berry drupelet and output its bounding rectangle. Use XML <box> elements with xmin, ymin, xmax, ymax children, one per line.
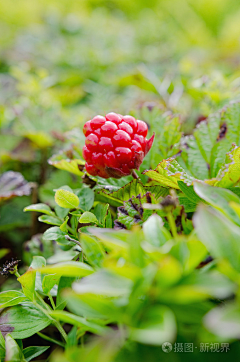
<box><xmin>83</xmin><ymin>112</ymin><xmax>154</xmax><ymax>178</ymax></box>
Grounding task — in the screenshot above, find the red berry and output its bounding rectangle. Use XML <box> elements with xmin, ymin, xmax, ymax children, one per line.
<box><xmin>83</xmin><ymin>145</ymin><xmax>92</xmax><ymax>163</ymax></box>
<box><xmin>90</xmin><ymin>115</ymin><xmax>105</xmax><ymax>129</ymax></box>
<box><xmin>101</xmin><ymin>121</ymin><xmax>118</xmax><ymax>136</ymax></box>
<box><xmin>85</xmin><ymin>133</ymin><xmax>99</xmax><ymax>151</ymax></box>
<box><xmin>83</xmin><ymin>120</ymin><xmax>92</xmax><ymax>136</ymax></box>
<box><xmin>83</xmin><ymin>113</ymin><xmax>154</xmax><ymax>178</ymax></box>
<box><xmin>123</xmin><ymin>115</ymin><xmax>137</xmax><ymax>131</ymax></box>
<box><xmin>85</xmin><ymin>163</ymin><xmax>98</xmax><ymax>176</ymax></box>
<box><xmin>137</xmin><ymin>120</ymin><xmax>148</xmax><ymax>137</ymax></box>
<box><xmin>92</xmin><ymin>152</ymin><xmax>104</xmax><ymax>170</ymax></box>
<box><xmin>115</xmin><ymin>147</ymin><xmax>132</xmax><ymax>164</ymax></box>
<box><xmin>131</xmin><ymin>140</ymin><xmax>142</xmax><ymax>153</ymax></box>
<box><xmin>106</xmin><ymin>112</ymin><xmax>122</xmax><ymax>125</ymax></box>
<box><xmin>113</xmin><ymin>130</ymin><xmax>131</xmax><ymax>147</ymax></box>
<box><xmin>104</xmin><ymin>151</ymin><xmax>119</xmax><ymax>168</ymax></box>
<box><xmin>99</xmin><ymin>137</ymin><xmax>113</xmax><ymax>151</ymax></box>
<box><xmin>118</xmin><ymin>121</ymin><xmax>133</xmax><ymax>135</ymax></box>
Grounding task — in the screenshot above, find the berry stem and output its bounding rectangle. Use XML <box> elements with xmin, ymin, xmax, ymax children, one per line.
<box><xmin>131</xmin><ymin>170</ymin><xmax>139</xmax><ymax>180</ymax></box>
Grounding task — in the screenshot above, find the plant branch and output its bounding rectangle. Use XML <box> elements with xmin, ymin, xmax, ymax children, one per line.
<box><xmin>132</xmin><ymin>170</ymin><xmax>139</xmax><ymax>180</ymax></box>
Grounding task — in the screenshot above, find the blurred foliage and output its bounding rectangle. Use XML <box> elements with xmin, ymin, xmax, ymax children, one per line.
<box><xmin>1</xmin><ymin>0</ymin><xmax>240</xmax><ymax>361</ymax></box>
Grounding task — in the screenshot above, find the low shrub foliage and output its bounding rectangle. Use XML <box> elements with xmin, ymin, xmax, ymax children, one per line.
<box><xmin>1</xmin><ymin>102</ymin><xmax>240</xmax><ymax>360</ymax></box>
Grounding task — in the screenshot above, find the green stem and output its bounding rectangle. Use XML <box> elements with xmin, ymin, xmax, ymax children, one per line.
<box><xmin>48</xmin><ymin>294</ymin><xmax>56</xmax><ymax>310</ymax></box>
<box><xmin>37</xmin><ymin>332</ymin><xmax>65</xmax><ymax>348</ymax></box>
<box><xmin>34</xmin><ymin>295</ymin><xmax>67</xmax><ymax>342</ymax></box>
<box><xmin>167</xmin><ymin>211</ymin><xmax>178</xmax><ymax>238</ymax></box>
<box><xmin>54</xmin><ymin>321</ymin><xmax>68</xmax><ymax>342</ymax></box>
<box><xmin>14</xmin><ymin>271</ymin><xmax>21</xmax><ymax>278</ymax></box>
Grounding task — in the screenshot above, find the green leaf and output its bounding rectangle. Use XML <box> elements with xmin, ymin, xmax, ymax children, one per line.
<box><xmin>56</xmin><ymin>277</ymin><xmax>76</xmax><ymax>310</ymax></box>
<box><xmin>48</xmin><ymin>153</ymin><xmax>85</xmax><ymax>176</ymax></box>
<box><xmin>0</xmin><ymin>290</ymin><xmax>27</xmax><ymax>309</ymax></box>
<box><xmin>224</xmin><ymin>102</ymin><xmax>240</xmax><ymax>145</ymax></box>
<box><xmin>204</xmin><ymin>302</ymin><xmax>240</xmax><ymax>339</ymax></box>
<box><xmin>194</xmin><ymin>204</ymin><xmax>240</xmax><ymax>273</ymax></box>
<box><xmin>214</xmin><ymin>144</ymin><xmax>240</xmax><ymax>188</ymax></box>
<box><xmin>78</xmin><ymin>188</ymin><xmax>94</xmax><ymax>211</ymax></box>
<box><xmin>93</xmin><ymin>203</ymin><xmax>109</xmax><ymax>225</ymax></box>
<box><xmin>96</xmin><ymin>179</ymin><xmax>146</xmax><ymax>207</ymax></box>
<box><xmin>72</xmin><ymin>269</ymin><xmax>132</xmax><ymax>297</ymax></box>
<box><xmin>178</xmin><ymin>181</ymin><xmax>202</xmax><ymax>204</ymax></box>
<box><xmin>105</xmin><ymin>210</ymin><xmax>112</xmax><ymax>228</ymax></box>
<box><xmin>194</xmin><ymin>182</ymin><xmax>240</xmax><ymax>225</ymax></box>
<box><xmin>24</xmin><ymin>203</ymin><xmax>55</xmax><ymax>216</ymax></box>
<box><xmin>42</xmin><ymin>274</ymin><xmax>61</xmax><ymax>295</ymax></box>
<box><xmin>0</xmin><ymin>327</ymin><xmax>5</xmax><ymax>348</ymax></box>
<box><xmin>60</xmin><ymin>216</ymin><xmax>69</xmax><ymax>232</ymax></box>
<box><xmin>48</xmin><ymin>310</ymin><xmax>107</xmax><ymax>334</ymax></box>
<box><xmin>79</xmin><ymin>212</ymin><xmax>98</xmax><ymax>224</ymax></box>
<box><xmin>17</xmin><ymin>269</ymin><xmax>36</xmax><ymax>301</ymax></box>
<box><xmin>115</xmin><ymin>194</ymin><xmax>155</xmax><ymax>230</ymax></box>
<box><xmin>38</xmin><ymin>261</ymin><xmax>94</xmax><ymax>277</ymax></box>
<box><xmin>43</xmin><ymin>226</ymin><xmax>66</xmax><ymax>243</ymax></box>
<box><xmin>130</xmin><ymin>306</ymin><xmax>176</xmax><ymax>345</ymax></box>
<box><xmin>159</xmin><ymin>270</ymin><xmax>235</xmax><ymax>303</ymax></box>
<box><xmin>38</xmin><ymin>215</ymin><xmax>62</xmax><ymax>226</ymax></box>
<box><xmin>55</xmin><ymin>205</ymin><xmax>69</xmax><ymax>219</ymax></box>
<box><xmin>80</xmin><ymin>234</ymin><xmax>105</xmax><ymax>268</ymax></box>
<box><xmin>23</xmin><ymin>346</ymin><xmax>50</xmax><ymax>362</ymax></box>
<box><xmin>143</xmin><ymin>158</ymin><xmax>195</xmax><ymax>189</ymax></box>
<box><xmin>150</xmin><ymin>114</ymin><xmax>182</xmax><ymax>165</ymax></box>
<box><xmin>0</xmin><ymin>303</ymin><xmax>51</xmax><ymax>339</ymax></box>
<box><xmin>170</xmin><ymin>237</ymin><xmax>208</xmax><ymax>274</ymax></box>
<box><xmin>178</xmin><ymin>196</ymin><xmax>197</xmax><ymax>213</ymax></box>
<box><xmin>64</xmin><ymin>290</ymin><xmax>120</xmax><ymax>320</ymax></box>
<box><xmin>143</xmin><ymin>214</ymin><xmax>171</xmax><ymax>247</ymax></box>
<box><xmin>55</xmin><ymin>189</ymin><xmax>79</xmax><ymax>209</ymax></box>
<box><xmin>5</xmin><ymin>334</ymin><xmax>26</xmax><ymax>362</ymax></box>
<box><xmin>30</xmin><ymin>256</ymin><xmax>46</xmax><ymax>293</ymax></box>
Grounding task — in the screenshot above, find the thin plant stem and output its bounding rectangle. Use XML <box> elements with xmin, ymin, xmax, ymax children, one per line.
<box><xmin>131</xmin><ymin>170</ymin><xmax>139</xmax><ymax>180</ymax></box>
<box><xmin>167</xmin><ymin>211</ymin><xmax>178</xmax><ymax>238</ymax></box>
<box><xmin>14</xmin><ymin>271</ymin><xmax>21</xmax><ymax>278</ymax></box>
<box><xmin>37</xmin><ymin>332</ymin><xmax>65</xmax><ymax>348</ymax></box>
<box><xmin>34</xmin><ymin>296</ymin><xmax>67</xmax><ymax>342</ymax></box>
<box><xmin>48</xmin><ymin>294</ymin><xmax>56</xmax><ymax>310</ymax></box>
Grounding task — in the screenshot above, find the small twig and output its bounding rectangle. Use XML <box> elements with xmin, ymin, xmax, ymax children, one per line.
<box><xmin>131</xmin><ymin>170</ymin><xmax>139</xmax><ymax>180</ymax></box>
<box><xmin>65</xmin><ymin>235</ymin><xmax>82</xmax><ymax>249</ymax></box>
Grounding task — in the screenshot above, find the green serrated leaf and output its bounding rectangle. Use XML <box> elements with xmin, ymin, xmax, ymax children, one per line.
<box><xmin>96</xmin><ymin>179</ymin><xmax>146</xmax><ymax>207</ymax></box>
<box><xmin>214</xmin><ymin>145</ymin><xmax>240</xmax><ymax>188</ymax></box>
<box><xmin>49</xmin><ymin>153</ymin><xmax>85</xmax><ymax>176</ymax></box>
<box><xmin>144</xmin><ymin>158</ymin><xmax>195</xmax><ymax>189</ymax></box>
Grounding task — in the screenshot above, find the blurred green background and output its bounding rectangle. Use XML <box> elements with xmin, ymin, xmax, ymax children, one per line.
<box><xmin>1</xmin><ymin>0</ymin><xmax>240</xmax><ymax>267</ymax></box>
